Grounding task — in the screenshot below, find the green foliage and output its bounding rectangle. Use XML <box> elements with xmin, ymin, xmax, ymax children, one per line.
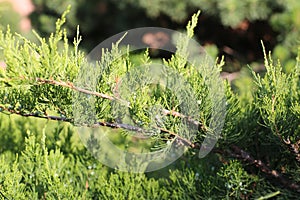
<box><xmin>0</xmin><ymin>155</ymin><xmax>26</xmax><ymax>199</ymax></box>
<box><xmin>269</xmin><ymin>0</ymin><xmax>300</xmax><ymax>72</ymax></box>
<box><xmin>253</xmin><ymin>44</ymin><xmax>300</xmax><ymax>141</ymax></box>
<box><xmin>0</xmin><ymin>6</ymin><xmax>83</xmax><ymax>119</ymax></box>
<box><xmin>218</xmin><ymin>160</ymin><xmax>258</xmax><ymax>198</ymax></box>
<box><xmin>0</xmin><ymin>7</ymin><xmax>300</xmax><ymax>200</ymax></box>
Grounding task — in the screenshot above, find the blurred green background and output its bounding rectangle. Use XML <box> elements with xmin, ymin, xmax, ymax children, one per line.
<box><xmin>1</xmin><ymin>0</ymin><xmax>300</xmax><ymax>76</ymax></box>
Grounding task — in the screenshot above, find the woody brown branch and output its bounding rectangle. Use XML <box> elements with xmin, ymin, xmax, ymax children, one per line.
<box><xmin>228</xmin><ymin>145</ymin><xmax>300</xmax><ymax>193</ymax></box>
<box><xmin>0</xmin><ymin>105</ymin><xmax>195</xmax><ymax>148</ymax></box>
<box><xmin>275</xmin><ymin>126</ymin><xmax>300</xmax><ymax>164</ymax></box>
<box><xmin>283</xmin><ymin>137</ymin><xmax>300</xmax><ymax>163</ymax></box>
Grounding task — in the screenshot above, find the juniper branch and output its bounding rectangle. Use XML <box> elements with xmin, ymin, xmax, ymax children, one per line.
<box><xmin>36</xmin><ymin>78</ymin><xmax>114</xmax><ymax>100</ymax></box>
<box><xmin>0</xmin><ymin>105</ymin><xmax>196</xmax><ymax>148</ymax></box>
<box><xmin>274</xmin><ymin>126</ymin><xmax>300</xmax><ymax>164</ymax></box>
<box><xmin>35</xmin><ymin>78</ymin><xmax>207</xmax><ymax>130</ymax></box>
<box><xmin>0</xmin><ymin>190</ymin><xmax>10</xmax><ymax>200</ymax></box>
<box><xmin>228</xmin><ymin>145</ymin><xmax>300</xmax><ymax>193</ymax></box>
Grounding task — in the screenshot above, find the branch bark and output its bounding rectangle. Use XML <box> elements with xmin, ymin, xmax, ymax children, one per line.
<box><xmin>0</xmin><ymin>105</ymin><xmax>195</xmax><ymax>148</ymax></box>
<box><xmin>226</xmin><ymin>145</ymin><xmax>300</xmax><ymax>193</ymax></box>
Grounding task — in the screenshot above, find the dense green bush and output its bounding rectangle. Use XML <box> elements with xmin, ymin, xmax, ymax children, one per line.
<box><xmin>0</xmin><ymin>8</ymin><xmax>299</xmax><ymax>199</ymax></box>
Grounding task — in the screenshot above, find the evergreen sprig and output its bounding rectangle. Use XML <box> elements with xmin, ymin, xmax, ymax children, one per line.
<box><xmin>0</xmin><ymin>9</ymin><xmax>213</xmax><ymax>150</ymax></box>
<box><xmin>0</xmin><ymin>7</ymin><xmax>300</xmax><ymax>199</ymax></box>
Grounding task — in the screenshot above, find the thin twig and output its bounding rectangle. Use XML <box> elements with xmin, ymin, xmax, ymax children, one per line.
<box><xmin>36</xmin><ymin>78</ymin><xmax>114</xmax><ymax>100</ymax></box>
<box><xmin>159</xmin><ymin>127</ymin><xmax>195</xmax><ymax>148</ymax></box>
